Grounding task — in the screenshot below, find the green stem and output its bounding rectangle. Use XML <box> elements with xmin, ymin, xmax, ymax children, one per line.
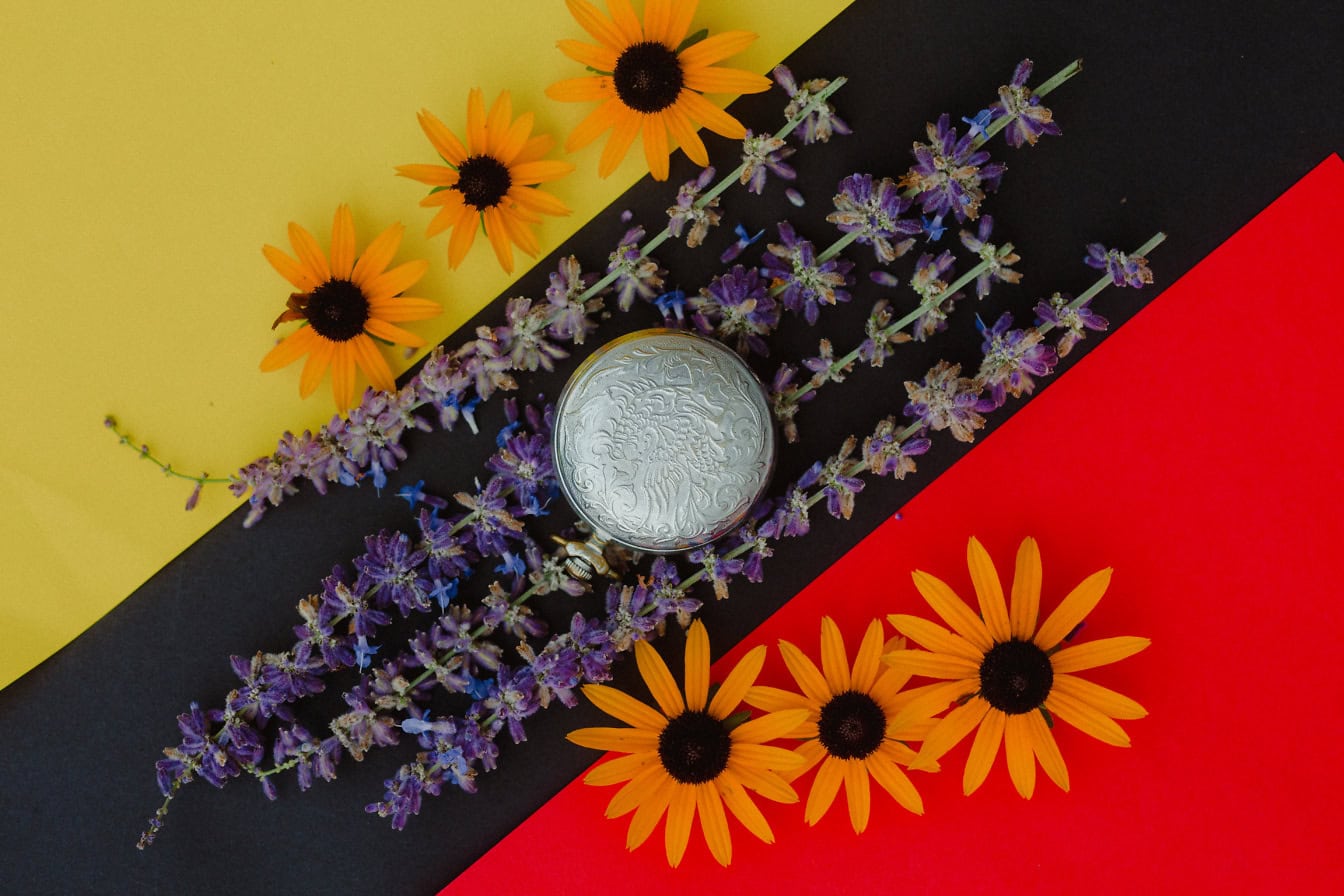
<box><xmin>104</xmin><ymin>416</ymin><xmax>232</xmax><ymax>485</ymax></box>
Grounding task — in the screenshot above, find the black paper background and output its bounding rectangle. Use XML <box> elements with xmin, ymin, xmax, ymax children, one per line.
<box><xmin>1</xmin><ymin>1</ymin><xmax>1339</xmax><ymax>893</ymax></box>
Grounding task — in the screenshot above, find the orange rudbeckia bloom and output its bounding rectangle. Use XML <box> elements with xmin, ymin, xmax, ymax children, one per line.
<box><xmin>397</xmin><ymin>89</ymin><xmax>573</xmax><ymax>273</ymax></box>
<box><xmin>260</xmin><ymin>205</ymin><xmax>440</xmax><ymax>411</ymax></box>
<box><xmin>546</xmin><ymin>0</ymin><xmax>772</xmax><ymax>180</ymax></box>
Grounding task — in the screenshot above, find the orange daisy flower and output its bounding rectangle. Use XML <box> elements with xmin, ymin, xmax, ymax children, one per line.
<box><xmin>745</xmin><ymin>618</ymin><xmax>939</xmax><ymax>833</ymax></box>
<box><xmin>260</xmin><ymin>205</ymin><xmax>440</xmax><ymax>411</ymax></box>
<box><xmin>568</xmin><ymin>620</ymin><xmax>808</xmax><ymax>867</ymax></box>
<box><xmin>885</xmin><ymin>537</ymin><xmax>1151</xmax><ymax>798</ymax></box>
<box><xmin>546</xmin><ymin>0</ymin><xmax>772</xmax><ymax>180</ymax></box>
<box><xmin>397</xmin><ymin>89</ymin><xmax>573</xmax><ymax>273</ymax></box>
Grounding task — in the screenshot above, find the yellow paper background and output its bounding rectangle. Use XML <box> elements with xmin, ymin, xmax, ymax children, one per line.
<box><xmin>0</xmin><ymin>0</ymin><xmax>855</xmax><ymax>689</ymax></box>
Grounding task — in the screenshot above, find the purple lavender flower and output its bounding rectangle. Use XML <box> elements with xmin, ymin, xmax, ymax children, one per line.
<box><xmin>497</xmin><ymin>296</ymin><xmax>568</xmax><ymax>372</ymax></box>
<box><xmin>959</xmin><ymin>215</ymin><xmax>1023</xmax><ymax>298</ymax></box>
<box><xmin>487</xmin><ymin>431</ymin><xmax>555</xmax><ymax>505</ymax></box>
<box><xmin>568</xmin><ymin>613</ymin><xmax>616</xmax><ymax>682</ymax></box>
<box><xmin>759</xmin><ymin>485</ymin><xmax>811</xmax><ymax>539</ymax></box>
<box><xmin>761</xmin><ymin>221</ymin><xmax>854</xmax><ymax>325</ymax></box>
<box><xmin>293</xmin><ymin>596</ymin><xmax>355</xmax><ymax>671</ymax></box>
<box><xmin>731</xmin><ymin>523</ymin><xmax>773</xmax><ymax>584</ymax></box>
<box><xmin>774</xmin><ymin>65</ymin><xmax>851</xmax><ymax>145</ymax></box>
<box><xmin>231</xmin><ymin>453</ymin><xmax>300</xmax><ymax>528</ymax></box>
<box><xmin>259</xmin><ymin>642</ymin><xmax>327</xmax><ymax>704</ymax></box>
<box><xmin>607</xmin><ymin>225</ymin><xmax>666</xmax><ymax>312</ymax></box>
<box><xmin>415</xmin><ymin>347</ymin><xmax>475</xmax><ymax>431</ymax></box>
<box><xmin>768</xmin><ymin>363</ymin><xmax>811</xmax><ymax>443</ymax></box>
<box><xmin>975</xmin><ymin>312</ymin><xmax>1059</xmax><ymax>410</ymax></box>
<box><xmin>739</xmin><ymin>130</ymin><xmax>796</xmax><ymax>194</ymax></box>
<box><xmin>457</xmin><ymin>328</ymin><xmax>518</xmax><ymax>401</ymax></box>
<box><xmin>898</xmin><ymin>114</ymin><xmax>1006</xmax><ymax>222</ymax></box>
<box><xmin>687</xmin><ymin>545</ymin><xmax>744</xmax><ymax>601</ymax></box>
<box><xmin>1085</xmin><ymin>243</ymin><xmax>1154</xmax><ymax>288</ymax></box>
<box><xmin>862</xmin><ymin>418</ymin><xmax>931</xmax><ymax>479</ymax></box>
<box><xmin>545</xmin><ymin>255</ymin><xmax>603</xmax><ymax>344</ymax></box>
<box><xmin>719</xmin><ymin>223</ymin><xmax>765</xmax><ymax>264</ymax></box>
<box><xmin>355</xmin><ymin>531</ymin><xmax>432</xmax><ymax>617</ymax></box>
<box><xmin>604</xmin><ymin>582</ymin><xmax>659</xmax><ymax>652</ymax></box>
<box><xmin>397</xmin><ymin>479</ymin><xmax>448</xmax><ymax>513</ymax></box>
<box><xmin>368</xmin><ymin>656</ymin><xmax>434</xmax><ymax>712</ymax></box>
<box><xmin>483</xmin><ymin>664</ymin><xmax>541</xmax><ymax>744</ymax></box>
<box><xmin>812</xmin><ymin>437</ymin><xmax>865</xmax><ymax>520</ymax></box>
<box><xmin>272</xmin><ymin>723</ymin><xmax>340</xmax><ymax>791</ymax></box>
<box><xmin>454</xmin><ymin>478</ymin><xmax>525</xmax><ymax>556</ymax></box>
<box><xmin>156</xmin><ymin>703</ymin><xmax>243</xmax><ymax>794</ymax></box>
<box><xmin>646</xmin><ymin>557</ymin><xmax>699</xmax><ymax>630</ymax></box>
<box><xmin>802</xmin><ymin>338</ymin><xmax>852</xmax><ymax>391</ymax></box>
<box><xmin>407</xmin><ymin>630</ymin><xmax>470</xmax><ymax>693</ymax></box>
<box><xmin>827</xmin><ymin>174</ymin><xmax>921</xmax><ymax>263</ymax></box>
<box><xmin>1035</xmin><ymin>292</ymin><xmax>1108</xmax><ymax>357</ymax></box>
<box><xmin>667</xmin><ymin>167</ymin><xmax>722</xmax><ymax>248</ymax></box>
<box><xmin>367</xmin><ymin>766</ymin><xmax>424</xmax><ymax>829</ymax></box>
<box><xmin>518</xmin><ymin>637</ymin><xmax>582</xmax><ymax>709</ymax></box>
<box><xmin>330</xmin><ymin>682</ymin><xmax>400</xmax><ymax>760</ymax></box>
<box><xmin>482</xmin><ymin>585</ymin><xmax>547</xmax><ymax>640</ymax></box>
<box><xmin>908</xmin><ymin>251</ymin><xmax>963</xmax><ymax>340</ymax></box>
<box><xmin>691</xmin><ymin>265</ymin><xmax>779</xmax><ymax>357</ymax></box>
<box><xmin>435</xmin><ymin>604</ymin><xmax>503</xmax><ymax>674</ymax></box>
<box><xmin>335</xmin><ymin>386</ymin><xmax>430</xmax><ymax>477</ymax></box>
<box><xmin>417</xmin><ymin>510</ymin><xmax>475</xmax><ymax>583</ymax></box>
<box><xmin>904</xmin><ymin>360</ymin><xmax>987</xmax><ymax>442</ymax></box>
<box><xmin>857</xmin><ymin>300</ymin><xmax>912</xmax><ymax>368</ymax></box>
<box><xmin>989</xmin><ymin>60</ymin><xmax>1062</xmax><ymax>148</ymax></box>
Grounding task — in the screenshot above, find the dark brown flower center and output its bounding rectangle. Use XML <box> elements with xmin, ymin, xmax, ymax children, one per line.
<box><xmin>613</xmin><ymin>41</ymin><xmax>684</xmax><ymax>113</ymax></box>
<box><xmin>455</xmin><ymin>155</ymin><xmax>512</xmax><ymax>210</ymax></box>
<box><xmin>658</xmin><ymin>710</ymin><xmax>731</xmax><ymax>783</ymax></box>
<box><xmin>817</xmin><ymin>690</ymin><xmax>886</xmax><ymax>759</ymax></box>
<box><xmin>979</xmin><ymin>639</ymin><xmax>1054</xmax><ymax>714</ymax></box>
<box><xmin>305</xmin><ymin>278</ymin><xmax>369</xmax><ymax>342</ymax></box>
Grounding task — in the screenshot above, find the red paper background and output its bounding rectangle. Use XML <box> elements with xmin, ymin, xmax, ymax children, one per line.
<box><xmin>446</xmin><ymin>155</ymin><xmax>1344</xmax><ymax>894</ymax></box>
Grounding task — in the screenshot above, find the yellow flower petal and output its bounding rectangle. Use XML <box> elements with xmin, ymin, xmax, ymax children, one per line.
<box><xmin>287</xmin><ymin>221</ymin><xmax>331</xmax><ymax>285</ymax></box>
<box><xmin>329</xmin><ymin>204</ymin><xmax>355</xmax><ymax>280</ymax></box>
<box><xmin>1009</xmin><ymin>537</ymin><xmax>1042</xmax><ymax>639</ymax></box>
<box><xmin>968</xmin><ymin>536</ymin><xmax>1012</xmax><ymax>642</ymax></box>
<box><xmin>1045</xmin><ymin>691</ymin><xmax>1131</xmax><ymax>747</ymax></box>
<box><xmin>675</xmin><ymin>90</ymin><xmax>747</xmax><ymax>140</ymax></box>
<box><xmin>634</xmin><ymin>638</ymin><xmax>685</xmax><ymax>717</ymax></box>
<box><xmin>563</xmin><ymin>96</ymin><xmax>625</xmax><ymax>151</ymax></box>
<box><xmin>297</xmin><ymin>336</ymin><xmax>334</xmax><ymax>398</ymax></box>
<box><xmin>363</xmin><ymin>260</ymin><xmax>428</xmax><ymax>303</ymax></box>
<box><xmin>677</xmin><ymin>30</ymin><xmax>759</xmax><ymax>69</ymax></box>
<box><xmin>782</xmin><ymin>737</ymin><xmax>826</xmax><ymax>783</ymax></box>
<box><xmin>465</xmin><ymin>87</ymin><xmax>487</xmax><ymax>154</ymax></box>
<box><xmin>707</xmin><ymin>644</ymin><xmax>765</xmax><ymax>719</ymax></box>
<box><xmin>1027</xmin><ymin>708</ymin><xmax>1070</xmax><ymax>792</ymax></box>
<box><xmin>394</xmin><ymin>163</ymin><xmax>460</xmax><ymax>187</ymax></box>
<box><xmin>446</xmin><ymin>210</ymin><xmax>478</xmax><ymax>268</ymax></box>
<box><xmin>888</xmin><ymin>678</ymin><xmax>980</xmax><ymax>731</ymax></box>
<box><xmin>882</xmin><ymin>649</ymin><xmax>981</xmax><ymax>680</ymax></box>
<box><xmin>363</xmin><ymin>318</ymin><xmax>426</xmax><ymax>348</ymax></box>
<box><xmin>546</xmin><ymin>75</ymin><xmax>614</xmax><ymax>103</ymax></box>
<box><xmin>663</xmin><ymin>0</ymin><xmax>697</xmax><ymax>49</ymax></box>
<box><xmin>625</xmin><ymin>769</ymin><xmax>674</xmax><ymax>848</ymax></box>
<box><xmin>731</xmin><ymin>708</ymin><xmax>810</xmax><ymax>746</ymax></box>
<box><xmin>742</xmin><ymin>685</ymin><xmax>812</xmax><ymax>715</ymax></box>
<box><xmin>804</xmin><ymin>755</ymin><xmax>844</xmax><ymax>825</ymax></box>
<box><xmin>910</xmin><ymin>696</ymin><xmax>991</xmax><ymax>770</ymax></box>
<box><xmin>681</xmin><ymin>66</ymin><xmax>773</xmax><ymax>96</ymax></box>
<box><xmin>1050</xmin><ymin>636</ymin><xmax>1151</xmax><ymax>673</ymax></box>
<box><xmin>726</xmin><ymin>758</ymin><xmax>798</xmax><ymax>803</ymax></box>
<box><xmin>349</xmin><ymin>334</ymin><xmax>395</xmax><ymax>394</ymax></box>
<box><xmin>662</xmin><ymin>99</ymin><xmax>709</xmax><ymax>167</ymax></box>
<box><xmin>910</xmin><ymin>569</ymin><xmax>994</xmax><ymax>651</ymax></box>
<box><xmin>368</xmin><ymin>297</ymin><xmax>441</xmax><ymax>323</ymax></box>
<box><xmin>1052</xmin><ymin>674</ymin><xmax>1148</xmax><ymax>720</ymax></box>
<box><xmin>481</xmin><ymin>206</ymin><xmax>514</xmax><ymax>273</ymax></box>
<box><xmin>696</xmin><ymin>782</ymin><xmax>732</xmax><ymax>867</ymax></box>
<box><xmin>1036</xmin><ymin>566</ymin><xmax>1113</xmax><ymax>650</ymax></box>
<box><xmin>683</xmin><ymin>619</ymin><xmax>710</xmax><ymax>712</ymax></box>
<box><xmin>564</xmin><ymin>0</ymin><xmax>627</xmax><ymax>51</ymax></box>
<box><xmin>557</xmin><ymin>39</ymin><xmax>619</xmax><ymax>72</ymax></box>
<box><xmin>778</xmin><ymin>638</ymin><xmax>831</xmax><ymax>705</ymax></box>
<box><xmin>866</xmin><ymin>752</ymin><xmax>924</xmax><ymax>815</ymax></box>
<box><xmin>584</xmin><ymin>750</ymin><xmax>658</xmax><ymax>787</ymax></box>
<box><xmin>642</xmin><ymin>0</ymin><xmax>675</xmax><ymax>46</ymax></box>
<box><xmin>415</xmin><ymin>108</ymin><xmax>468</xmax><ymax>167</ymax></box>
<box><xmin>886</xmin><ymin>613</ymin><xmax>985</xmax><ymax>663</ymax></box>
<box><xmin>717</xmin><ymin>773</ymin><xmax>774</xmax><ymax>844</ymax></box>
<box><xmin>598</xmin><ymin>107</ymin><xmax>642</xmax><ymax>177</ymax></box>
<box><xmin>843</xmin><ymin>758</ymin><xmax>872</xmax><ymax>833</ymax></box>
<box><xmin>605</xmin><ymin>0</ymin><xmax>643</xmax><ymax>45</ymax></box>
<box><xmin>260</xmin><ymin>325</ymin><xmax>318</xmax><ymax>372</ymax></box>
<box><xmin>330</xmin><ymin>342</ymin><xmax>356</xmax><ymax>411</ymax></box>
<box><xmin>483</xmin><ymin>90</ymin><xmax>513</xmax><ymax>158</ymax></box>
<box><xmin>508</xmin><ymin>185</ymin><xmax>571</xmax><ymax>218</ymax></box>
<box><xmin>819</xmin><ymin>617</ymin><xmax>851</xmax><ymax>693</ymax></box>
<box><xmin>350</xmin><ymin>223</ymin><xmax>404</xmax><ymax>288</ymax></box>
<box><xmin>262</xmin><ymin>244</ymin><xmax>320</xmax><ymax>292</ymax></box>
<box><xmin>583</xmin><ymin>683</ymin><xmax>668</xmax><ymax>731</ymax></box>
<box><xmin>642</xmin><ymin>112</ymin><xmax>671</xmax><ymax>182</ymax></box>
<box><xmin>664</xmin><ymin>783</ymin><xmax>695</xmax><ymax>868</ymax></box>
<box><xmin>566</xmin><ymin>725</ymin><xmax>661</xmax><ymax>753</ymax></box>
<box><xmin>962</xmin><ymin>705</ymin><xmax>1004</xmax><ymax>795</ymax></box>
<box><xmin>850</xmin><ymin>619</ymin><xmax>886</xmax><ymax>693</ymax></box>
<box><xmin>1004</xmin><ymin>713</ymin><xmax>1037</xmax><ymax>798</ymax></box>
<box><xmin>606</xmin><ymin>761</ymin><xmax>665</xmax><ymax>818</ymax></box>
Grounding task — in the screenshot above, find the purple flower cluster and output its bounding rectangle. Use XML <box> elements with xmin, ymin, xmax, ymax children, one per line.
<box><xmin>667</xmin><ymin>167</ymin><xmax>722</xmax><ymax>248</ymax></box>
<box><xmin>974</xmin><ymin>312</ymin><xmax>1060</xmax><ymax>410</ymax></box>
<box><xmin>1035</xmin><ymin>292</ymin><xmax>1108</xmax><ymax>357</ymax></box>
<box><xmin>959</xmin><ymin>216</ymin><xmax>1023</xmax><ymax>298</ymax></box>
<box><xmin>739</xmin><ymin>130</ymin><xmax>796</xmax><ymax>194</ymax></box>
<box><xmin>898</xmin><ymin>113</ymin><xmax>1005</xmax><ymax>222</ymax></box>
<box><xmin>607</xmin><ymin>224</ymin><xmax>666</xmax><ymax>312</ymax></box>
<box><xmin>545</xmin><ymin>255</ymin><xmax>603</xmax><ymax>345</ymax></box>
<box><xmin>827</xmin><ymin>174</ymin><xmax>921</xmax><ymax>264</ymax></box>
<box><xmin>862</xmin><ymin>418</ymin><xmax>931</xmax><ymax>479</ymax></box>
<box><xmin>903</xmin><ymin>360</ymin><xmax>987</xmax><ymax>443</ymax></box>
<box><xmin>1085</xmin><ymin>243</ymin><xmax>1154</xmax><ymax>288</ymax></box>
<box><xmin>773</xmin><ymin>65</ymin><xmax>851</xmax><ymax>145</ymax></box>
<box><xmin>691</xmin><ymin>265</ymin><xmax>779</xmax><ymax>357</ymax></box>
<box><xmin>990</xmin><ymin>60</ymin><xmax>1062</xmax><ymax>148</ymax></box>
<box><xmin>908</xmin><ymin>251</ymin><xmax>963</xmax><ymax>341</ymax></box>
<box><xmin>857</xmin><ymin>300</ymin><xmax>913</xmax><ymax>368</ymax></box>
<box><xmin>761</xmin><ymin>221</ymin><xmax>854</xmax><ymax>325</ymax></box>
